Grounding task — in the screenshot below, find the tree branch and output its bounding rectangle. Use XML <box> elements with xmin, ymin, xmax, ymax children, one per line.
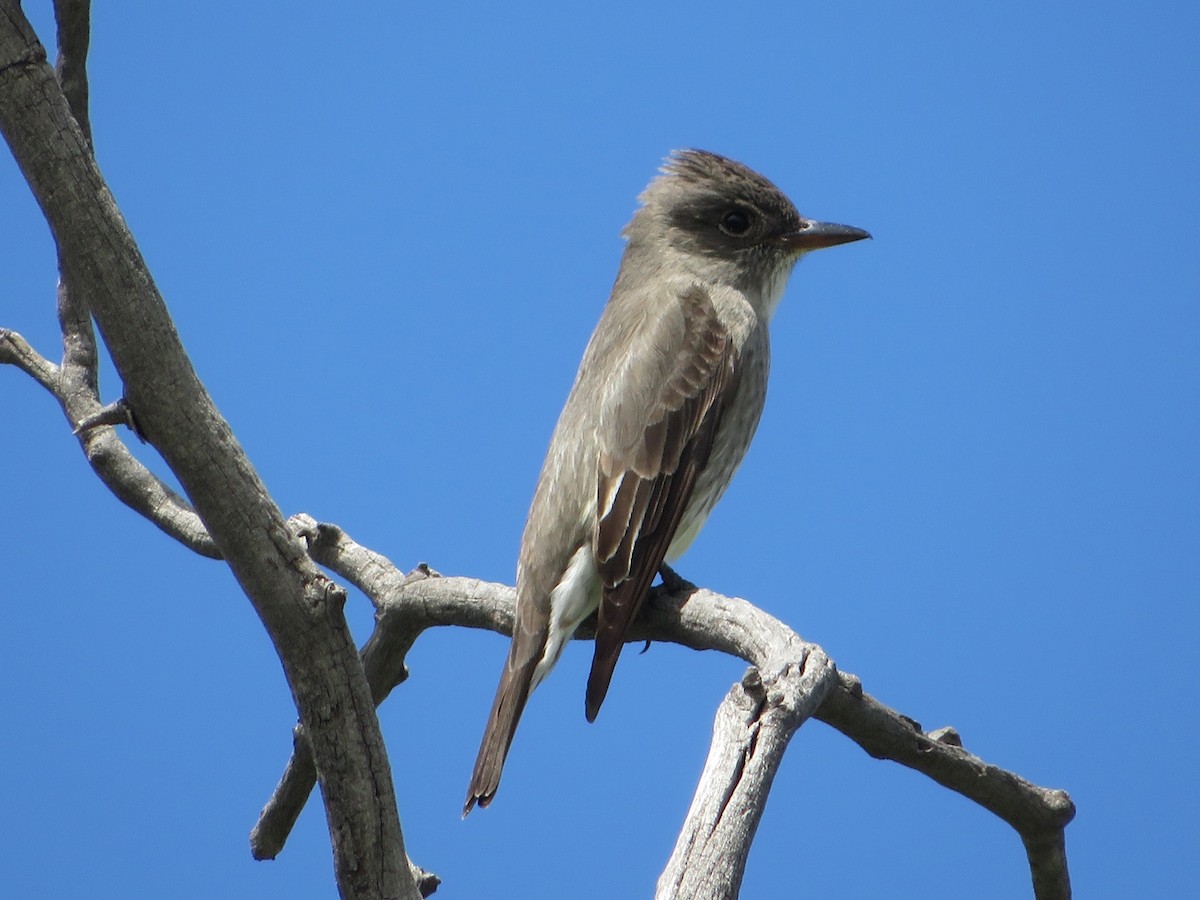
<box><xmin>656</xmin><ymin>645</ymin><xmax>837</xmax><ymax>899</ymax></box>
<box><xmin>0</xmin><ymin>327</ymin><xmax>57</xmax><ymax>390</ymax></box>
<box><xmin>254</xmin><ymin>519</ymin><xmax>1074</xmax><ymax>898</ymax></box>
<box><xmin>52</xmin><ymin>0</ymin><xmax>91</xmax><ymax>147</ymax></box>
<box><xmin>2</xmin><ymin>312</ymin><xmax>220</xmax><ymax>557</ymax></box>
<box><xmin>815</xmin><ymin>684</ymin><xmax>1074</xmax><ymax>899</ymax></box>
<box><xmin>0</xmin><ymin>8</ymin><xmax>416</xmax><ymax>898</ymax></box>
<box><xmin>1</xmin><ymin>2</ymin><xmax>218</xmax><ymax>558</ymax></box>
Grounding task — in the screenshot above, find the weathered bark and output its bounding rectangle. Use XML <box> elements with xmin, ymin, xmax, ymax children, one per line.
<box><xmin>249</xmin><ymin>519</ymin><xmax>1074</xmax><ymax>899</ymax></box>
<box><xmin>0</xmin><ymin>7</ymin><xmax>416</xmax><ymax>898</ymax></box>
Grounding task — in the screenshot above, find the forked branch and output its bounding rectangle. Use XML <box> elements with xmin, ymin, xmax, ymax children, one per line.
<box><xmin>252</xmin><ymin>519</ymin><xmax>1073</xmax><ymax>899</ymax></box>
<box><xmin>0</xmin><ymin>7</ymin><xmax>416</xmax><ymax>897</ymax></box>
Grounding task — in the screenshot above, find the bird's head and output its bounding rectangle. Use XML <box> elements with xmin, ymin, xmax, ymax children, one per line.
<box><xmin>625</xmin><ymin>149</ymin><xmax>869</xmax><ymax>314</ymax></box>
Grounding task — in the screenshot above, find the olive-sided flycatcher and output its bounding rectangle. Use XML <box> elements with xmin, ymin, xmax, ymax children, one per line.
<box><xmin>465</xmin><ymin>149</ymin><xmax>869</xmax><ymax>813</ymax></box>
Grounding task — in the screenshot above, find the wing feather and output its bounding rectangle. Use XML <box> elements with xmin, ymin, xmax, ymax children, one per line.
<box><xmin>586</xmin><ymin>284</ymin><xmax>739</xmax><ymax>720</ymax></box>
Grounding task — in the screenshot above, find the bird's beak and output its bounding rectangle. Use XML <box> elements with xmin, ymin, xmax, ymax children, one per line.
<box><xmin>780</xmin><ymin>219</ymin><xmax>871</xmax><ymax>252</ymax></box>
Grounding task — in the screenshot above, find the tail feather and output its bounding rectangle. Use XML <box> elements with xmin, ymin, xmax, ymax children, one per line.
<box><xmin>585</xmin><ymin>559</ymin><xmax>663</xmax><ymax>721</ymax></box>
<box><xmin>463</xmin><ymin>655</ymin><xmax>537</xmax><ymax>816</ymax></box>
<box><xmin>584</xmin><ymin>645</ymin><xmax>622</xmax><ymax>723</ymax></box>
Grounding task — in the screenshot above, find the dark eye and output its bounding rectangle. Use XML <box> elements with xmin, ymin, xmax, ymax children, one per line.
<box><xmin>719</xmin><ymin>208</ymin><xmax>753</xmax><ymax>236</ymax></box>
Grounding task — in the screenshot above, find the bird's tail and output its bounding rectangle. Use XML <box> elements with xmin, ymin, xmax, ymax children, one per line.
<box><xmin>463</xmin><ymin>654</ymin><xmax>537</xmax><ymax>816</ymax></box>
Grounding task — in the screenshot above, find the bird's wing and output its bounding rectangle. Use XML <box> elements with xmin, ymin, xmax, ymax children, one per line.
<box><xmin>586</xmin><ymin>283</ymin><xmax>739</xmax><ymax>720</ymax></box>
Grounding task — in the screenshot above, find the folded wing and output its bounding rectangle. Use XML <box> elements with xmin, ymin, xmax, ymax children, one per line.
<box><xmin>586</xmin><ymin>284</ymin><xmax>740</xmax><ymax>720</ymax></box>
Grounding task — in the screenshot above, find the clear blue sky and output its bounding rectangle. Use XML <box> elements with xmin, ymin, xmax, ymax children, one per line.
<box><xmin>3</xmin><ymin>2</ymin><xmax>1197</xmax><ymax>898</ymax></box>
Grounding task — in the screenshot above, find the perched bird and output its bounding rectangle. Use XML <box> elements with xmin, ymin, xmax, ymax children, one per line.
<box><xmin>465</xmin><ymin>149</ymin><xmax>868</xmax><ymax>814</ymax></box>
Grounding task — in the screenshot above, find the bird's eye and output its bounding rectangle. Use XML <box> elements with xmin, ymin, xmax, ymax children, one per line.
<box><xmin>719</xmin><ymin>209</ymin><xmax>753</xmax><ymax>236</ymax></box>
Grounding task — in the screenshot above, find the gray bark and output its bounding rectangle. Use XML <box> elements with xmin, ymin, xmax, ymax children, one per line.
<box><xmin>252</xmin><ymin>519</ymin><xmax>1073</xmax><ymax>899</ymax></box>
<box><xmin>0</xmin><ymin>6</ymin><xmax>416</xmax><ymax>898</ymax></box>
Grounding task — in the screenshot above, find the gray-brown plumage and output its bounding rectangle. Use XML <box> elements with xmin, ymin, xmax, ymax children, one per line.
<box><xmin>464</xmin><ymin>150</ymin><xmax>868</xmax><ymax>814</ymax></box>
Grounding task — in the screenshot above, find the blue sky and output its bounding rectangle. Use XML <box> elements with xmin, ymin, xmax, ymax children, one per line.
<box><xmin>2</xmin><ymin>2</ymin><xmax>1197</xmax><ymax>897</ymax></box>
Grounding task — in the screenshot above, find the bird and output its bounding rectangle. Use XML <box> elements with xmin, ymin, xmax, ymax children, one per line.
<box><xmin>464</xmin><ymin>149</ymin><xmax>869</xmax><ymax>814</ymax></box>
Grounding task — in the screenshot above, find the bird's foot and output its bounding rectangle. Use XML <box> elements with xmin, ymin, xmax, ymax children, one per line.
<box><xmin>657</xmin><ymin>562</ymin><xmax>695</xmax><ymax>594</ymax></box>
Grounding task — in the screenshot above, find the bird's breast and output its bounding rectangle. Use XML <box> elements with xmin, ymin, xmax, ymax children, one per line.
<box><xmin>668</xmin><ymin>326</ymin><xmax>770</xmax><ymax>559</ymax></box>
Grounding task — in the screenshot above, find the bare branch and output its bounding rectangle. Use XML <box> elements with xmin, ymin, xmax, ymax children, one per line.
<box><xmin>254</xmin><ymin>520</ymin><xmax>1073</xmax><ymax>898</ymax></box>
<box><xmin>251</xmin><ymin>519</ymin><xmax>450</xmax><ymax>862</ymax></box>
<box><xmin>1</xmin><ymin>5</ymin><xmax>215</xmax><ymax>557</ymax></box>
<box><xmin>656</xmin><ymin>652</ymin><xmax>837</xmax><ymax>900</ymax></box>
<box><xmin>52</xmin><ymin>0</ymin><xmax>91</xmax><ymax>146</ymax></box>
<box><xmin>2</xmin><ymin>324</ymin><xmax>219</xmax><ymax>556</ymax></box>
<box><xmin>408</xmin><ymin>865</ymin><xmax>441</xmax><ymax>899</ymax></box>
<box><xmin>0</xmin><ymin>327</ymin><xmax>58</xmax><ymax>390</ymax></box>
<box><xmin>816</xmin><ymin>680</ymin><xmax>1075</xmax><ymax>899</ymax></box>
<box><xmin>0</xmin><ymin>8</ymin><xmax>416</xmax><ymax>897</ymax></box>
<box><xmin>72</xmin><ymin>396</ymin><xmax>139</xmax><ymax>436</ymax></box>
<box><xmin>251</xmin><ymin>724</ymin><xmax>321</xmax><ymax>862</ymax></box>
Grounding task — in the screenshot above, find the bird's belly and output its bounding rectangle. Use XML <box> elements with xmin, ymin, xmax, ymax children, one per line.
<box><xmin>532</xmin><ymin>544</ymin><xmax>601</xmax><ymax>689</ymax></box>
<box><xmin>667</xmin><ymin>353</ymin><xmax>768</xmax><ymax>560</ymax></box>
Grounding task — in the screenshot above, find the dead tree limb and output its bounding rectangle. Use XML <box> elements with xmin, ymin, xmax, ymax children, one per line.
<box><xmin>0</xmin><ymin>8</ymin><xmax>416</xmax><ymax>897</ymax></box>
<box><xmin>252</xmin><ymin>519</ymin><xmax>1074</xmax><ymax>899</ymax></box>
